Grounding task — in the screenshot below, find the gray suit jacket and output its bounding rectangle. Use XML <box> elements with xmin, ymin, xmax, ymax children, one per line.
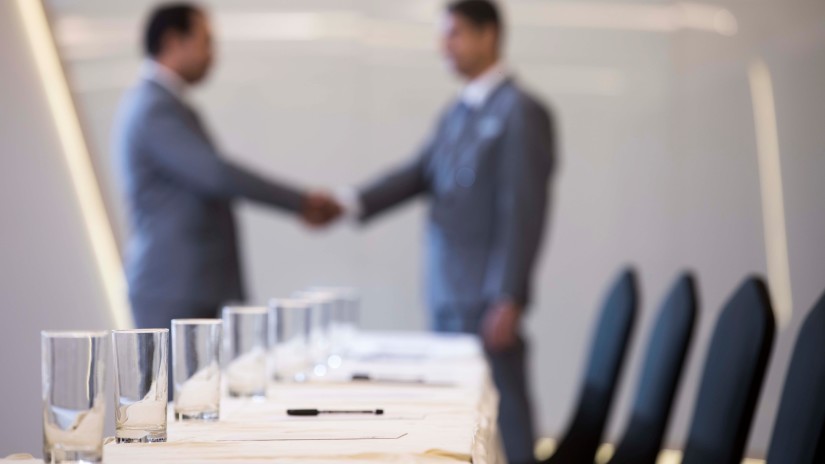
<box><xmin>359</xmin><ymin>78</ymin><xmax>555</xmax><ymax>312</ymax></box>
<box><xmin>114</xmin><ymin>79</ymin><xmax>305</xmax><ymax>306</ymax></box>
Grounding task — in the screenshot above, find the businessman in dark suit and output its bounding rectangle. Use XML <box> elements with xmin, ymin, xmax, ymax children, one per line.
<box><xmin>114</xmin><ymin>4</ymin><xmax>340</xmax><ymax>329</ymax></box>
<box><xmin>334</xmin><ymin>1</ymin><xmax>555</xmax><ymax>462</ymax></box>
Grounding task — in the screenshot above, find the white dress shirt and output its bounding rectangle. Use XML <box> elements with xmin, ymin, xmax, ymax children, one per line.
<box><xmin>336</xmin><ymin>62</ymin><xmax>510</xmax><ymax>218</ymax></box>
<box><xmin>460</xmin><ymin>61</ymin><xmax>509</xmax><ymax>109</ymax></box>
<box><xmin>141</xmin><ymin>59</ymin><xmax>189</xmax><ymax>103</ymax></box>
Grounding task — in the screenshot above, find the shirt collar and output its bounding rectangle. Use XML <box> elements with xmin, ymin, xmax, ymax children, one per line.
<box><xmin>141</xmin><ymin>59</ymin><xmax>188</xmax><ymax>101</ymax></box>
<box><xmin>460</xmin><ymin>61</ymin><xmax>509</xmax><ymax>109</ymax></box>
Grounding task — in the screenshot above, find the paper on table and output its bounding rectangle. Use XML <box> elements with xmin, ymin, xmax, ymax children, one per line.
<box><xmin>282</xmin><ymin>414</ymin><xmax>427</xmax><ymax>422</ymax></box>
<box><xmin>214</xmin><ymin>432</ymin><xmax>409</xmax><ymax>442</ymax></box>
<box><xmin>167</xmin><ymin>419</ymin><xmax>411</xmax><ymax>443</ymax></box>
<box><xmin>208</xmin><ymin>397</ymin><xmax>429</xmax><ymax>425</ymax></box>
<box><xmin>347</xmin><ymin>332</ymin><xmax>481</xmax><ymax>362</ymax></box>
<box><xmin>102</xmin><ymin>441</ymin><xmax>472</xmax><ymax>464</ymax></box>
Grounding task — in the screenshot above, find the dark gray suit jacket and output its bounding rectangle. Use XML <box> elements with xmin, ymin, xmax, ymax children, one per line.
<box><xmin>359</xmin><ymin>78</ymin><xmax>555</xmax><ymax>313</ymax></box>
<box><xmin>114</xmin><ymin>79</ymin><xmax>305</xmax><ymax>307</ymax></box>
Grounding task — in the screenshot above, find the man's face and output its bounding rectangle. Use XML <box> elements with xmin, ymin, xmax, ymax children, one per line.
<box><xmin>441</xmin><ymin>13</ymin><xmax>497</xmax><ymax>79</ymax></box>
<box><xmin>170</xmin><ymin>12</ymin><xmax>214</xmax><ymax>84</ymax></box>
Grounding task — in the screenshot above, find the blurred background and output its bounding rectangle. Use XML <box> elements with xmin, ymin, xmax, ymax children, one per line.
<box><xmin>2</xmin><ymin>0</ymin><xmax>824</xmax><ymax>459</ymax></box>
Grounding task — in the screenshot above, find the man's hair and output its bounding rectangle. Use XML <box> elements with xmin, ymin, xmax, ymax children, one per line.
<box><xmin>447</xmin><ymin>0</ymin><xmax>502</xmax><ymax>32</ymax></box>
<box><xmin>143</xmin><ymin>3</ymin><xmax>202</xmax><ymax>57</ymax></box>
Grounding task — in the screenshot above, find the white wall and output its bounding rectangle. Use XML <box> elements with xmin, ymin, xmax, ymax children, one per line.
<box><xmin>0</xmin><ymin>0</ymin><xmax>115</xmax><ymax>456</ymax></box>
<box><xmin>1</xmin><ymin>0</ymin><xmax>824</xmax><ymax>458</ymax></box>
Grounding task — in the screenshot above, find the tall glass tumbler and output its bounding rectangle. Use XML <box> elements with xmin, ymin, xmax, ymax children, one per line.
<box><xmin>268</xmin><ymin>299</ymin><xmax>311</xmax><ymax>383</ymax></box>
<box><xmin>309</xmin><ymin>287</ymin><xmax>360</xmax><ymax>355</ymax></box>
<box><xmin>112</xmin><ymin>329</ymin><xmax>168</xmax><ymax>443</ymax></box>
<box><xmin>294</xmin><ymin>291</ymin><xmax>332</xmax><ymax>377</ymax></box>
<box><xmin>222</xmin><ymin>307</ymin><xmax>269</xmax><ymax>398</ymax></box>
<box><xmin>171</xmin><ymin>319</ymin><xmax>221</xmax><ymax>421</ymax></box>
<box><xmin>332</xmin><ymin>288</ymin><xmax>360</xmax><ymax>363</ymax></box>
<box><xmin>339</xmin><ymin>289</ymin><xmax>360</xmax><ymax>347</ymax></box>
<box><xmin>42</xmin><ymin>331</ymin><xmax>107</xmax><ymax>463</ymax></box>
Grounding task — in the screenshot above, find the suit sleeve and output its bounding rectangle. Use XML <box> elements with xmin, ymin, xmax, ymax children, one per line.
<box><xmin>482</xmin><ymin>99</ymin><xmax>556</xmax><ymax>308</ymax></box>
<box><xmin>140</xmin><ymin>105</ymin><xmax>306</xmax><ymax>213</ymax></box>
<box><xmin>357</xmin><ymin>135</ymin><xmax>436</xmax><ymax>222</ymax></box>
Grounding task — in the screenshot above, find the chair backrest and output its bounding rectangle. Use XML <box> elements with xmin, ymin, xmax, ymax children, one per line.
<box><xmin>766</xmin><ymin>289</ymin><xmax>825</xmax><ymax>464</ymax></box>
<box><xmin>547</xmin><ymin>267</ymin><xmax>638</xmax><ymax>464</ymax></box>
<box><xmin>608</xmin><ymin>273</ymin><xmax>698</xmax><ymax>464</ymax></box>
<box><xmin>682</xmin><ymin>276</ymin><xmax>775</xmax><ymax>464</ymax></box>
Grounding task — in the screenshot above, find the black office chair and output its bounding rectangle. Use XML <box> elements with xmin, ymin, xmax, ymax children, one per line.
<box><xmin>765</xmin><ymin>289</ymin><xmax>825</xmax><ymax>464</ymax></box>
<box><xmin>681</xmin><ymin>276</ymin><xmax>775</xmax><ymax>464</ymax></box>
<box><xmin>607</xmin><ymin>273</ymin><xmax>698</xmax><ymax>464</ymax></box>
<box><xmin>544</xmin><ymin>268</ymin><xmax>638</xmax><ymax>464</ymax></box>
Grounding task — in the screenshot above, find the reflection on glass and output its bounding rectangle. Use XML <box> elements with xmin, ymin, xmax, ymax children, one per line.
<box><xmin>41</xmin><ymin>331</ymin><xmax>107</xmax><ymax>463</ymax></box>
<box><xmin>294</xmin><ymin>291</ymin><xmax>332</xmax><ymax>377</ymax></box>
<box><xmin>306</xmin><ymin>287</ymin><xmax>361</xmax><ymax>367</ymax></box>
<box><xmin>268</xmin><ymin>298</ymin><xmax>311</xmax><ymax>383</ymax></box>
<box><xmin>171</xmin><ymin>319</ymin><xmax>221</xmax><ymax>421</ymax></box>
<box><xmin>222</xmin><ymin>306</ymin><xmax>268</xmax><ymax>398</ymax></box>
<box><xmin>112</xmin><ymin>329</ymin><xmax>168</xmax><ymax>443</ymax></box>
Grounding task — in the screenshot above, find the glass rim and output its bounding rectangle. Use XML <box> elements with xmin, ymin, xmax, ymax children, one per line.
<box><xmin>41</xmin><ymin>330</ymin><xmax>108</xmax><ymax>338</ymax></box>
<box><xmin>292</xmin><ymin>291</ymin><xmax>335</xmax><ymax>303</ymax></box>
<box><xmin>268</xmin><ymin>298</ymin><xmax>312</xmax><ymax>309</ymax></box>
<box><xmin>307</xmin><ymin>286</ymin><xmax>359</xmax><ymax>297</ymax></box>
<box><xmin>171</xmin><ymin>318</ymin><xmax>222</xmax><ymax>325</ymax></box>
<box><xmin>112</xmin><ymin>328</ymin><xmax>169</xmax><ymax>334</ymax></box>
<box><xmin>222</xmin><ymin>306</ymin><xmax>268</xmax><ymax>314</ymax></box>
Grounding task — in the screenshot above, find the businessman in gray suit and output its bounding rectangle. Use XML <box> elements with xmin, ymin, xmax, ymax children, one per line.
<box><xmin>335</xmin><ymin>1</ymin><xmax>554</xmax><ymax>462</ymax></box>
<box><xmin>114</xmin><ymin>4</ymin><xmax>340</xmax><ymax>329</ymax></box>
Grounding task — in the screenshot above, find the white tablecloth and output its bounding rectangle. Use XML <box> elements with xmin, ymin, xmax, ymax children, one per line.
<box><xmin>7</xmin><ymin>332</ymin><xmax>503</xmax><ymax>464</ymax></box>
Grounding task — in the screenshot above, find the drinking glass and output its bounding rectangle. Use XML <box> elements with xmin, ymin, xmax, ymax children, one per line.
<box><xmin>222</xmin><ymin>306</ymin><xmax>269</xmax><ymax>398</ymax></box>
<box><xmin>112</xmin><ymin>329</ymin><xmax>168</xmax><ymax>443</ymax></box>
<box><xmin>323</xmin><ymin>288</ymin><xmax>360</xmax><ymax>348</ymax></box>
<box><xmin>294</xmin><ymin>291</ymin><xmax>332</xmax><ymax>377</ymax></box>
<box><xmin>268</xmin><ymin>298</ymin><xmax>311</xmax><ymax>382</ymax></box>
<box><xmin>171</xmin><ymin>319</ymin><xmax>221</xmax><ymax>421</ymax></box>
<box><xmin>41</xmin><ymin>331</ymin><xmax>107</xmax><ymax>463</ymax></box>
<box><xmin>307</xmin><ymin>287</ymin><xmax>361</xmax><ymax>365</ymax></box>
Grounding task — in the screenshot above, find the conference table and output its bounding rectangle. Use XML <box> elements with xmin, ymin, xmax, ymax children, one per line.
<box><xmin>6</xmin><ymin>331</ymin><xmax>504</xmax><ymax>464</ymax></box>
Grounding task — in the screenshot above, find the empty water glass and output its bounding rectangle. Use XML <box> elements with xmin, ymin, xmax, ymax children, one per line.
<box><xmin>41</xmin><ymin>331</ymin><xmax>107</xmax><ymax>463</ymax></box>
<box><xmin>309</xmin><ymin>287</ymin><xmax>360</xmax><ymax>357</ymax></box>
<box><xmin>171</xmin><ymin>319</ymin><xmax>221</xmax><ymax>421</ymax></box>
<box><xmin>339</xmin><ymin>289</ymin><xmax>360</xmax><ymax>347</ymax></box>
<box><xmin>294</xmin><ymin>291</ymin><xmax>332</xmax><ymax>377</ymax></box>
<box><xmin>112</xmin><ymin>329</ymin><xmax>168</xmax><ymax>443</ymax></box>
<box><xmin>268</xmin><ymin>298</ymin><xmax>311</xmax><ymax>382</ymax></box>
<box><xmin>222</xmin><ymin>306</ymin><xmax>269</xmax><ymax>398</ymax></box>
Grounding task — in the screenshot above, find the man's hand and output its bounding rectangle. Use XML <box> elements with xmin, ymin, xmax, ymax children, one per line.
<box><xmin>482</xmin><ymin>299</ymin><xmax>523</xmax><ymax>353</ymax></box>
<box><xmin>302</xmin><ymin>191</ymin><xmax>342</xmax><ymax>228</ymax></box>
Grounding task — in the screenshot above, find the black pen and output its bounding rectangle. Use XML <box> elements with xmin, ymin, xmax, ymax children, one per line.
<box><xmin>351</xmin><ymin>373</ymin><xmax>453</xmax><ymax>387</ymax></box>
<box><xmin>287</xmin><ymin>408</ymin><xmax>384</xmax><ymax>416</ymax></box>
<box><xmin>351</xmin><ymin>373</ymin><xmax>425</xmax><ymax>384</ymax></box>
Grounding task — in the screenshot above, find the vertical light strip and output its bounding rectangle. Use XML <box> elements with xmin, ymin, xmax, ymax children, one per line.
<box><xmin>16</xmin><ymin>0</ymin><xmax>133</xmax><ymax>329</ymax></box>
<box><xmin>748</xmin><ymin>58</ymin><xmax>793</xmax><ymax>328</ymax></box>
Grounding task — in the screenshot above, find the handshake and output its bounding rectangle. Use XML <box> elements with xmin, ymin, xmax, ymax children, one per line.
<box><xmin>300</xmin><ymin>191</ymin><xmax>346</xmax><ymax>228</ymax></box>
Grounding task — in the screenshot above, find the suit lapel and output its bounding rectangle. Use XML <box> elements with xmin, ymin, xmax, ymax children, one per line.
<box><xmin>181</xmin><ymin>104</ymin><xmax>213</xmax><ymax>145</ymax></box>
<box><xmin>145</xmin><ymin>79</ymin><xmax>215</xmax><ymax>146</ymax></box>
<box><xmin>430</xmin><ymin>79</ymin><xmax>513</xmax><ymax>192</ymax></box>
